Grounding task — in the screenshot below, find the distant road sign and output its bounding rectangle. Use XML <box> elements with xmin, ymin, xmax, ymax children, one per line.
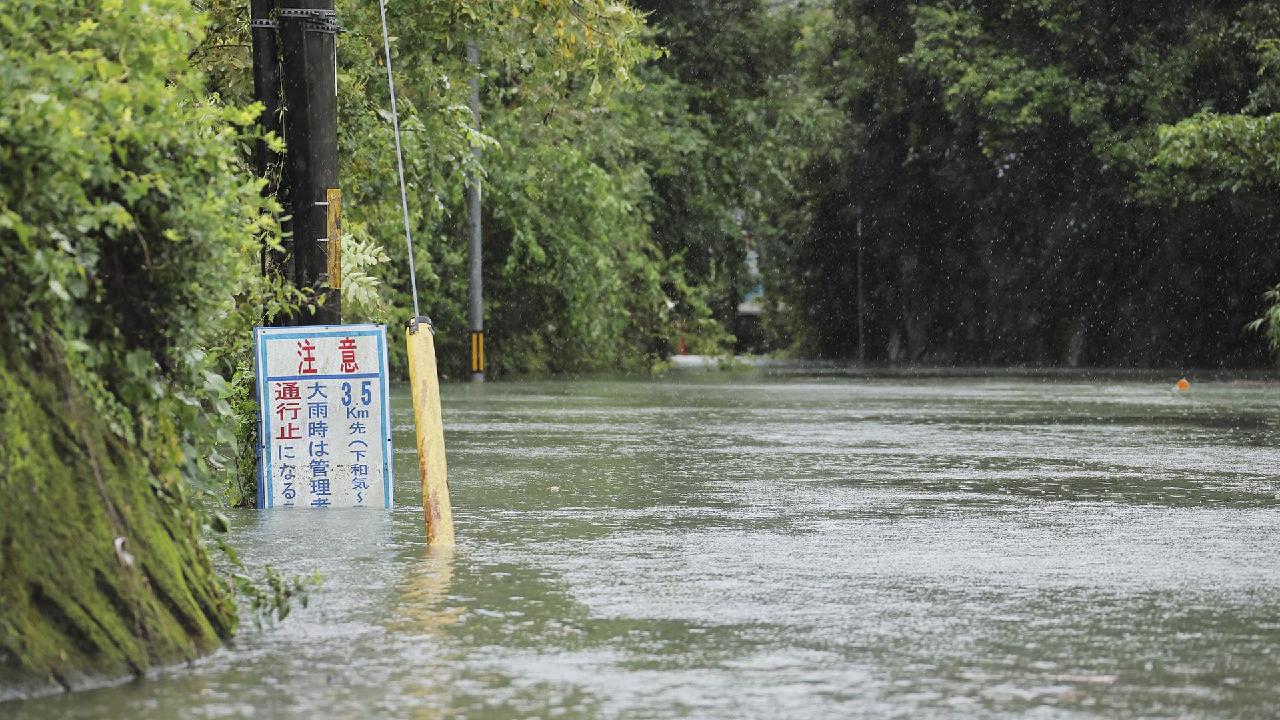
<box><xmin>254</xmin><ymin>324</ymin><xmax>393</xmax><ymax>509</ymax></box>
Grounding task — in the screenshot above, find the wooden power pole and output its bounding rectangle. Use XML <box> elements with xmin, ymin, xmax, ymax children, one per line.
<box><xmin>250</xmin><ymin>0</ymin><xmax>342</xmax><ymax>325</ymax></box>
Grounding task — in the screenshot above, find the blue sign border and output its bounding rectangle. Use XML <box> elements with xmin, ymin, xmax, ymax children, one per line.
<box><xmin>253</xmin><ymin>324</ymin><xmax>394</xmax><ymax>509</ymax></box>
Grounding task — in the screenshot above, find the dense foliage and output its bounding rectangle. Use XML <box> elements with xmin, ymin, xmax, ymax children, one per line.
<box><xmin>7</xmin><ymin>0</ymin><xmax>1277</xmax><ymax>449</ymax></box>
<box><xmin>4</xmin><ymin>0</ymin><xmax>1277</xmax><ymax>489</ymax></box>
<box><xmin>198</xmin><ymin>0</ymin><xmax>722</xmax><ymax>376</ymax></box>
<box><xmin>768</xmin><ymin>0</ymin><xmax>1280</xmax><ymax>367</ymax></box>
<box><xmin>0</xmin><ymin>0</ymin><xmax>270</xmax><ymax>684</ymax></box>
<box><xmin>193</xmin><ymin>0</ymin><xmax>1280</xmax><ymax>373</ymax></box>
<box><xmin>626</xmin><ymin>1</ymin><xmax>834</xmax><ymax>348</ymax></box>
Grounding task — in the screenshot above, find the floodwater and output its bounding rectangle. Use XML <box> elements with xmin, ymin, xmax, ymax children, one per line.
<box><xmin>8</xmin><ymin>371</ymin><xmax>1280</xmax><ymax>719</ymax></box>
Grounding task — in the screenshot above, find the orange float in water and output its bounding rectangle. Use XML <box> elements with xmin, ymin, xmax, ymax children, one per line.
<box><xmin>1175</xmin><ymin>378</ymin><xmax>1191</xmax><ymax>392</ymax></box>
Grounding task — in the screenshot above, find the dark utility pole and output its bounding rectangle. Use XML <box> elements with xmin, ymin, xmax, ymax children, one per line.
<box><xmin>856</xmin><ymin>213</ymin><xmax>866</xmax><ymax>365</ymax></box>
<box><xmin>250</xmin><ymin>0</ymin><xmax>283</xmax><ymax>277</ymax></box>
<box><xmin>250</xmin><ymin>0</ymin><xmax>342</xmax><ymax>325</ymax></box>
<box><xmin>466</xmin><ymin>40</ymin><xmax>485</xmax><ymax>381</ymax></box>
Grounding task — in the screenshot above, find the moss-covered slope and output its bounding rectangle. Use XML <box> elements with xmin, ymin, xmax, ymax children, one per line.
<box><xmin>0</xmin><ymin>358</ymin><xmax>236</xmax><ymax>696</ymax></box>
<box><xmin>0</xmin><ymin>0</ymin><xmax>283</xmax><ymax>694</ymax></box>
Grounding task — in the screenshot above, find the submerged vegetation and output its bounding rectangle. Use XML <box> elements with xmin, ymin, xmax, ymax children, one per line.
<box><xmin>2</xmin><ymin>0</ymin><xmax>1278</xmax><ymax>691</ymax></box>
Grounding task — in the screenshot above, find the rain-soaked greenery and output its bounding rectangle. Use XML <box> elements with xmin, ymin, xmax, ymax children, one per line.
<box><xmin>196</xmin><ymin>0</ymin><xmax>1280</xmax><ymax>373</ymax></box>
<box><xmin>773</xmin><ymin>1</ymin><xmax>1280</xmax><ymax>366</ymax></box>
<box><xmin>2</xmin><ymin>0</ymin><xmax>1279</xmax><ymax>713</ymax></box>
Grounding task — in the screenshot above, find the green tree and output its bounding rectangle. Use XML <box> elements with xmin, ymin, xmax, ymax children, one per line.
<box><xmin>199</xmin><ymin>0</ymin><xmax>691</xmax><ymax>376</ymax></box>
<box><xmin>1141</xmin><ymin>29</ymin><xmax>1280</xmax><ymax>348</ymax></box>
<box><xmin>774</xmin><ymin>0</ymin><xmax>1280</xmax><ymax>367</ymax></box>
<box><xmin>631</xmin><ymin>0</ymin><xmax>835</xmax><ymax>351</ymax></box>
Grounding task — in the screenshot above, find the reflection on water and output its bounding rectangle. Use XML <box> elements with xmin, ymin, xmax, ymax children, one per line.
<box><xmin>7</xmin><ymin>373</ymin><xmax>1280</xmax><ymax>718</ymax></box>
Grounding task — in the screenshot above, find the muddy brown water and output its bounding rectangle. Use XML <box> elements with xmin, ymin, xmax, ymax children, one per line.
<box><xmin>7</xmin><ymin>372</ymin><xmax>1280</xmax><ymax>718</ymax></box>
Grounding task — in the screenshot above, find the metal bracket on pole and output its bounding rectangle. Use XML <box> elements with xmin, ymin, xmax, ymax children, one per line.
<box><xmin>278</xmin><ymin>7</ymin><xmax>343</xmax><ymax>34</ymax></box>
<box><xmin>406</xmin><ymin>316</ymin><xmax>434</xmax><ymax>336</ymax></box>
<box><xmin>278</xmin><ymin>7</ymin><xmax>334</xmax><ymax>17</ymax></box>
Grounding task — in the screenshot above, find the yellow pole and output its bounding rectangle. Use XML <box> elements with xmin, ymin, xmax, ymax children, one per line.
<box><xmin>406</xmin><ymin>317</ymin><xmax>454</xmax><ymax>545</ymax></box>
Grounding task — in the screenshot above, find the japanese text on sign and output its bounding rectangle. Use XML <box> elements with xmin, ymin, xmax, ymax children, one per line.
<box><xmin>254</xmin><ymin>324</ymin><xmax>393</xmax><ymax>509</ymax></box>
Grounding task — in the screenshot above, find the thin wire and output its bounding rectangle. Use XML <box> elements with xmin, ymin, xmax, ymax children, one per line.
<box><xmin>378</xmin><ymin>0</ymin><xmax>421</xmax><ymax>318</ymax></box>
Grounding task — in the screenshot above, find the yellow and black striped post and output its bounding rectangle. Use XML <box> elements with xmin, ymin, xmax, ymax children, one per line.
<box><xmin>466</xmin><ymin>41</ymin><xmax>486</xmax><ymax>383</ymax></box>
<box><xmin>469</xmin><ymin>330</ymin><xmax>485</xmax><ymax>379</ymax></box>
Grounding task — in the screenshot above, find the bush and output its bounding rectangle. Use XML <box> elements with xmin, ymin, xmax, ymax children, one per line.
<box><xmin>0</xmin><ymin>0</ymin><xmax>281</xmax><ymax>685</ymax></box>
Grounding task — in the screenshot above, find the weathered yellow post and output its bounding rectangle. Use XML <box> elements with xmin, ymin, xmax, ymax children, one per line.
<box><xmin>406</xmin><ymin>316</ymin><xmax>454</xmax><ymax>545</ymax></box>
<box><xmin>379</xmin><ymin>0</ymin><xmax>451</xmax><ymax>544</ymax></box>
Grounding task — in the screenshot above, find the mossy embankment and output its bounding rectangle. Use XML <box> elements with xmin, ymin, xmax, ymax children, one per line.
<box><xmin>1</xmin><ymin>0</ymin><xmax>289</xmax><ymax>695</ymax></box>
<box><xmin>0</xmin><ymin>356</ymin><xmax>236</xmax><ymax>697</ymax></box>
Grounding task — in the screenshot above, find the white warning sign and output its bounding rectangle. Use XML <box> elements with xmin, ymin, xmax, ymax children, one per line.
<box><xmin>254</xmin><ymin>324</ymin><xmax>393</xmax><ymax>509</ymax></box>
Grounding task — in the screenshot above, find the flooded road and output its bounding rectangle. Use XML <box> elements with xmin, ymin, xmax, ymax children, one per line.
<box><xmin>10</xmin><ymin>373</ymin><xmax>1280</xmax><ymax>718</ymax></box>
